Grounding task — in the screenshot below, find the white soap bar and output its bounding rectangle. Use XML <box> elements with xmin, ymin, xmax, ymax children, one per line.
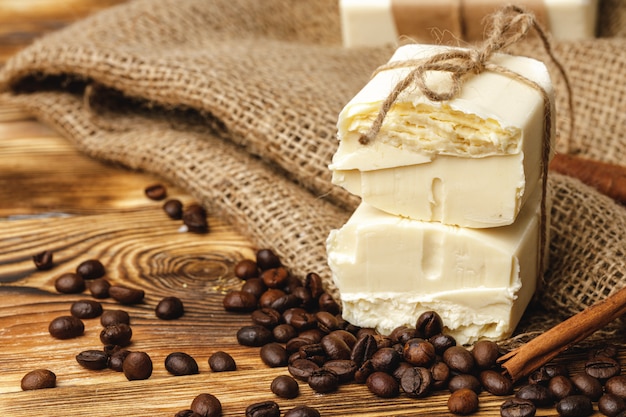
<box><xmin>330</xmin><ymin>44</ymin><xmax>554</xmax><ymax>227</ymax></box>
<box><xmin>340</xmin><ymin>0</ymin><xmax>598</xmax><ymax>47</ymax></box>
<box><xmin>326</xmin><ymin>187</ymin><xmax>547</xmax><ymax>344</ymax></box>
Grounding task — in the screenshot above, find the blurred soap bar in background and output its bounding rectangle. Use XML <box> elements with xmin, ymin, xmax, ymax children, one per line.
<box><xmin>340</xmin><ymin>0</ymin><xmax>598</xmax><ymax>47</ymax></box>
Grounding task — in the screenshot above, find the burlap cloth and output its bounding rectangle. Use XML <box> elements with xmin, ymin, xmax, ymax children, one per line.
<box><xmin>1</xmin><ymin>0</ymin><xmax>625</xmax><ymax>344</ymax></box>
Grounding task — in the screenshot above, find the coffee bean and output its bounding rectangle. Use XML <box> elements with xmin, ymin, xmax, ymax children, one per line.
<box><xmin>165</xmin><ymin>352</ymin><xmax>199</xmax><ymax>376</ymax></box>
<box><xmin>515</xmin><ymin>383</ymin><xmax>554</xmax><ymax>407</ymax></box>
<box><xmin>403</xmin><ymin>338</ymin><xmax>436</xmax><ymax>367</ymax></box>
<box><xmin>400</xmin><ymin>366</ymin><xmax>432</xmax><ymax>398</ymax></box>
<box><xmin>392</xmin><ymin>361</ymin><xmax>413</xmax><ymax>381</ymax></box>
<box><xmin>270</xmin><ymin>375</ymin><xmax>299</xmax><ymax>399</ymax></box>
<box><xmin>448</xmin><ymin>374</ymin><xmax>481</xmax><ymax>394</ymax></box>
<box><xmin>208</xmin><ymin>350</ymin><xmax>237</xmax><ymax>372</ymax></box>
<box><xmin>236</xmin><ymin>325</ymin><xmax>273</xmax><ymax>347</ymax></box>
<box><xmin>308</xmin><ymin>368</ymin><xmax>339</xmax><ymax>393</ymax></box>
<box><xmin>260</xmin><ymin>342</ymin><xmax>288</xmax><ymax>368</ymax></box>
<box><xmin>291</xmin><ymin>286</ymin><xmax>313</xmax><ymax>308</ymax></box>
<box><xmin>443</xmin><ymin>346</ymin><xmax>475</xmax><ymax>374</ymax></box>
<box><xmin>145</xmin><ymin>183</ymin><xmax>167</xmax><ymax>200</ymax></box>
<box><xmin>570</xmin><ymin>373</ymin><xmax>603</xmax><ymax>401</ymax></box>
<box><xmin>70</xmin><ymin>299</ymin><xmax>103</xmax><ymax>319</ymax></box>
<box><xmin>273</xmin><ymin>324</ymin><xmax>297</xmax><ymax>343</ymax></box>
<box><xmin>472</xmin><ymin>340</ymin><xmax>500</xmax><ymax>369</ymax></box>
<box><xmin>261</xmin><ymin>267</ymin><xmax>289</xmax><ymax>289</ymax></box>
<box><xmin>182</xmin><ymin>204</ymin><xmax>208</xmax><ymax>233</ymax></box>
<box><xmin>599</xmin><ymin>393</ymin><xmax>626</xmax><ymax>417</ymax></box>
<box><xmin>447</xmin><ymin>388</ymin><xmax>479</xmax><ymax>415</ymax></box>
<box><xmin>298</xmin><ymin>329</ymin><xmax>325</xmax><ymax>344</ymax></box>
<box><xmin>223</xmin><ymin>290</ymin><xmax>257</xmax><ymax>312</ymax></box>
<box><xmin>430</xmin><ymin>360</ymin><xmax>451</xmax><ymax>390</ymax></box>
<box><xmin>163</xmin><ymin>199</ymin><xmax>183</xmax><ymax>219</ymax></box>
<box><xmin>100</xmin><ymin>323</ymin><xmax>132</xmax><ymax>347</ymax></box>
<box><xmin>54</xmin><ymin>272</ymin><xmax>86</xmax><ymax>294</ymax></box>
<box><xmin>606</xmin><ymin>376</ymin><xmax>626</xmax><ymax>399</ymax></box>
<box><xmin>100</xmin><ymin>309</ymin><xmax>130</xmax><ymax>327</ymax></box>
<box><xmin>549</xmin><ymin>375</ymin><xmax>576</xmax><ymax>400</ymax></box>
<box><xmin>479</xmin><ymin>370</ymin><xmax>513</xmax><ymax>396</ymax></box>
<box><xmin>370</xmin><ymin>347</ymin><xmax>401</xmax><ymax>373</ymax></box>
<box><xmin>256</xmin><ymin>249</ymin><xmax>281</xmax><ymax>271</ymax></box>
<box><xmin>429</xmin><ymin>333</ymin><xmax>457</xmax><ymax>355</ymax></box>
<box><xmin>259</xmin><ymin>289</ymin><xmax>286</xmax><ymax>309</ymax></box>
<box><xmin>351</xmin><ymin>334</ymin><xmax>377</xmax><ymax>366</ymax></box>
<box><xmin>271</xmin><ymin>294</ymin><xmax>302</xmax><ymax>315</ymax></box>
<box><xmin>241</xmin><ymin>278</ymin><xmax>267</xmax><ymax>299</ymax></box>
<box><xmin>76</xmin><ymin>350</ymin><xmax>109</xmax><ymax>370</ymax></box>
<box><xmin>76</xmin><ymin>259</ymin><xmax>105</xmax><ymax>280</ymax></box>
<box><xmin>190</xmin><ymin>393</ymin><xmax>222</xmax><ymax>417</ymax></box>
<box><xmin>174</xmin><ymin>410</ymin><xmax>202</xmax><ymax>417</ymax></box>
<box><xmin>315</xmin><ymin>311</ymin><xmax>339</xmax><ymax>333</ymax></box>
<box><xmin>415</xmin><ymin>310</ymin><xmax>443</xmax><ymax>338</ymax></box>
<box><xmin>556</xmin><ymin>395</ymin><xmax>593</xmax><ymax>417</ymax></box>
<box><xmin>366</xmin><ymin>371</ymin><xmax>399</xmax><ymax>398</ymax></box>
<box><xmin>283</xmin><ymin>405</ymin><xmax>321</xmax><ymax>417</ymax></box>
<box><xmin>321</xmin><ymin>334</ymin><xmax>351</xmax><ymax>360</ymax></box>
<box><xmin>318</xmin><ymin>292</ymin><xmax>340</xmax><ymax>315</ymax></box>
<box><xmin>354</xmin><ymin>359</ymin><xmax>375</xmax><ymax>384</ymax></box>
<box><xmin>33</xmin><ymin>250</ymin><xmax>54</xmax><ymax>270</ymax></box>
<box><xmin>108</xmin><ymin>348</ymin><xmax>130</xmax><ymax>372</ymax></box>
<box><xmin>234</xmin><ymin>259</ymin><xmax>259</xmax><ymax>280</ymax></box>
<box><xmin>288</xmin><ymin>358</ymin><xmax>320</xmax><ymax>381</ymax></box>
<box><xmin>500</xmin><ymin>398</ymin><xmax>536</xmax><ymax>417</ymax></box>
<box><xmin>390</xmin><ymin>326</ymin><xmax>418</xmax><ymax>345</ymax></box>
<box><xmin>323</xmin><ymin>359</ymin><xmax>358</xmax><ymax>383</ymax></box>
<box><xmin>88</xmin><ymin>278</ymin><xmax>111</xmax><ymax>298</ymax></box>
<box><xmin>123</xmin><ymin>351</ymin><xmax>152</xmax><ymax>380</ymax></box>
<box><xmin>245</xmin><ymin>401</ymin><xmax>280</xmax><ymax>417</ymax></box>
<box><xmin>109</xmin><ymin>285</ymin><xmax>145</xmax><ymax>304</ymax></box>
<box><xmin>528</xmin><ymin>363</ymin><xmax>568</xmax><ymax>385</ymax></box>
<box><xmin>21</xmin><ymin>369</ymin><xmax>56</xmax><ymax>391</ymax></box>
<box><xmin>48</xmin><ymin>315</ymin><xmax>84</xmax><ymax>339</ymax></box>
<box><xmin>585</xmin><ymin>356</ymin><xmax>620</xmax><ymax>380</ymax></box>
<box><xmin>155</xmin><ymin>296</ymin><xmax>184</xmax><ymax>320</ymax></box>
<box><xmin>304</xmin><ymin>272</ymin><xmax>324</xmax><ymax>299</ymax></box>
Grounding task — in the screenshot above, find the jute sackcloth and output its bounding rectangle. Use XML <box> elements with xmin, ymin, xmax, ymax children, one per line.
<box><xmin>0</xmin><ymin>0</ymin><xmax>625</xmax><ymax>341</ymax></box>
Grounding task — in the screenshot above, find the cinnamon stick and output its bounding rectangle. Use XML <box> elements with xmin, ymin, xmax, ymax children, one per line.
<box><xmin>498</xmin><ymin>285</ymin><xmax>626</xmax><ymax>382</ymax></box>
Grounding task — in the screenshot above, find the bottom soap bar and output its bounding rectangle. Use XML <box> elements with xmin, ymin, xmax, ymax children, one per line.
<box><xmin>326</xmin><ymin>187</ymin><xmax>547</xmax><ymax>344</ymax></box>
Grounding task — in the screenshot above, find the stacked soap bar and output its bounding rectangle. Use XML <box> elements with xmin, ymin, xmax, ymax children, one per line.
<box><xmin>340</xmin><ymin>0</ymin><xmax>598</xmax><ymax>47</ymax></box>
<box><xmin>326</xmin><ymin>44</ymin><xmax>554</xmax><ymax>344</ymax></box>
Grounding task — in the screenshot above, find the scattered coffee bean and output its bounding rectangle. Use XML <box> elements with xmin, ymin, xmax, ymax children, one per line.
<box><xmin>599</xmin><ymin>393</ymin><xmax>626</xmax><ymax>417</ymax></box>
<box><xmin>515</xmin><ymin>383</ymin><xmax>554</xmax><ymax>407</ymax></box>
<box><xmin>261</xmin><ymin>267</ymin><xmax>289</xmax><ymax>289</ymax></box>
<box><xmin>174</xmin><ymin>410</ymin><xmax>202</xmax><ymax>417</ymax></box>
<box><xmin>223</xmin><ymin>290</ymin><xmax>258</xmax><ymax>312</ymax></box>
<box><xmin>245</xmin><ymin>401</ymin><xmax>280</xmax><ymax>417</ymax></box>
<box><xmin>318</xmin><ymin>292</ymin><xmax>341</xmax><ymax>315</ymax></box>
<box><xmin>606</xmin><ymin>376</ymin><xmax>626</xmax><ymax>399</ymax></box>
<box><xmin>100</xmin><ymin>323</ymin><xmax>132</xmax><ymax>347</ymax></box>
<box><xmin>182</xmin><ymin>203</ymin><xmax>208</xmax><ymax>233</ymax></box>
<box><xmin>448</xmin><ymin>388</ymin><xmax>479</xmax><ymax>415</ymax></box>
<box><xmin>370</xmin><ymin>347</ymin><xmax>401</xmax><ymax>373</ymax></box>
<box><xmin>256</xmin><ymin>249</ymin><xmax>281</xmax><ymax>271</ymax></box>
<box><xmin>33</xmin><ymin>250</ymin><xmax>54</xmax><ymax>270</ymax></box>
<box><xmin>283</xmin><ymin>405</ymin><xmax>321</xmax><ymax>417</ymax></box>
<box><xmin>165</xmin><ymin>352</ymin><xmax>199</xmax><ymax>376</ymax></box>
<box><xmin>208</xmin><ymin>351</ymin><xmax>237</xmax><ymax>372</ymax></box>
<box><xmin>400</xmin><ymin>366</ymin><xmax>432</xmax><ymax>398</ymax></box>
<box><xmin>288</xmin><ymin>358</ymin><xmax>320</xmax><ymax>381</ymax></box>
<box><xmin>241</xmin><ymin>278</ymin><xmax>267</xmax><ymax>299</ymax></box>
<box><xmin>430</xmin><ymin>360</ymin><xmax>451</xmax><ymax>390</ymax></box>
<box><xmin>251</xmin><ymin>308</ymin><xmax>282</xmax><ymax>328</ymax></box>
<box><xmin>549</xmin><ymin>375</ymin><xmax>576</xmax><ymax>400</ymax></box>
<box><xmin>322</xmin><ymin>359</ymin><xmax>357</xmax><ymax>383</ymax></box>
<box><xmin>366</xmin><ymin>371</ymin><xmax>399</xmax><ymax>398</ymax></box>
<box><xmin>479</xmin><ymin>369</ymin><xmax>513</xmax><ymax>396</ymax></box>
<box><xmin>76</xmin><ymin>259</ymin><xmax>105</xmax><ymax>280</ymax></box>
<box><xmin>54</xmin><ymin>272</ymin><xmax>86</xmax><ymax>294</ymax></box>
<box><xmin>76</xmin><ymin>350</ymin><xmax>109</xmax><ymax>370</ymax></box>
<box><xmin>108</xmin><ymin>348</ymin><xmax>130</xmax><ymax>372</ymax></box>
<box><xmin>556</xmin><ymin>395</ymin><xmax>593</xmax><ymax>417</ymax></box>
<box><xmin>260</xmin><ymin>342</ymin><xmax>289</xmax><ymax>368</ymax></box>
<box><xmin>48</xmin><ymin>315</ymin><xmax>84</xmax><ymax>339</ymax></box>
<box><xmin>20</xmin><ymin>369</ymin><xmax>56</xmax><ymax>391</ymax></box>
<box><xmin>429</xmin><ymin>333</ymin><xmax>457</xmax><ymax>355</ymax></box>
<box><xmin>70</xmin><ymin>299</ymin><xmax>103</xmax><ymax>319</ymax></box>
<box><xmin>122</xmin><ymin>351</ymin><xmax>152</xmax><ymax>380</ymax></box>
<box><xmin>308</xmin><ymin>368</ymin><xmax>339</xmax><ymax>393</ymax></box>
<box><xmin>88</xmin><ymin>278</ymin><xmax>111</xmax><ymax>298</ymax></box>
<box><xmin>570</xmin><ymin>373</ymin><xmax>603</xmax><ymax>401</ymax></box>
<box><xmin>100</xmin><ymin>309</ymin><xmax>130</xmax><ymax>327</ymax></box>
<box><xmin>144</xmin><ymin>183</ymin><xmax>167</xmax><ymax>200</ymax></box>
<box><xmin>273</xmin><ymin>324</ymin><xmax>298</xmax><ymax>343</ymax></box>
<box><xmin>528</xmin><ymin>363</ymin><xmax>569</xmax><ymax>385</ymax></box>
<box><xmin>155</xmin><ymin>296</ymin><xmax>184</xmax><ymax>320</ymax></box>
<box><xmin>472</xmin><ymin>340</ymin><xmax>500</xmax><ymax>369</ymax></box>
<box><xmin>270</xmin><ymin>375</ymin><xmax>299</xmax><ymax>399</ymax></box>
<box><xmin>500</xmin><ymin>398</ymin><xmax>536</xmax><ymax>417</ymax></box>
<box><xmin>403</xmin><ymin>338</ymin><xmax>436</xmax><ymax>367</ymax></box>
<box><xmin>415</xmin><ymin>310</ymin><xmax>443</xmax><ymax>338</ymax></box>
<box><xmin>237</xmin><ymin>325</ymin><xmax>273</xmax><ymax>347</ymax></box>
<box><xmin>321</xmin><ymin>333</ymin><xmax>351</xmax><ymax>361</ymax></box>
<box><xmin>190</xmin><ymin>393</ymin><xmax>222</xmax><ymax>417</ymax></box>
<box><xmin>109</xmin><ymin>285</ymin><xmax>145</xmax><ymax>304</ymax></box>
<box><xmin>585</xmin><ymin>355</ymin><xmax>621</xmax><ymax>380</ymax></box>
<box><xmin>444</xmin><ymin>345</ymin><xmax>475</xmax><ymax>374</ymax></box>
<box><xmin>234</xmin><ymin>259</ymin><xmax>259</xmax><ymax>280</ymax></box>
<box><xmin>163</xmin><ymin>198</ymin><xmax>183</xmax><ymax>219</ymax></box>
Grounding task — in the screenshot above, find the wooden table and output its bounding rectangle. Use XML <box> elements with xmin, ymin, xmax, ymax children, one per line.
<box><xmin>0</xmin><ymin>2</ymin><xmax>621</xmax><ymax>416</ymax></box>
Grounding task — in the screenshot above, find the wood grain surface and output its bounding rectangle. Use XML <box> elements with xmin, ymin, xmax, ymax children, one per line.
<box><xmin>0</xmin><ymin>2</ymin><xmax>624</xmax><ymax>416</ymax></box>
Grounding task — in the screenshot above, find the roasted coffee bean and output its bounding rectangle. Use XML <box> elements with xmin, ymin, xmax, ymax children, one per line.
<box><xmin>256</xmin><ymin>249</ymin><xmax>281</xmax><ymax>271</ymax></box>
<box><xmin>270</xmin><ymin>375</ymin><xmax>299</xmax><ymax>399</ymax></box>
<box><xmin>528</xmin><ymin>363</ymin><xmax>569</xmax><ymax>385</ymax></box>
<box><xmin>500</xmin><ymin>398</ymin><xmax>536</xmax><ymax>417</ymax></box>
<box><xmin>288</xmin><ymin>358</ymin><xmax>320</xmax><ymax>381</ymax></box>
<box><xmin>292</xmin><ymin>286</ymin><xmax>313</xmax><ymax>308</ymax></box>
<box><xmin>273</xmin><ymin>324</ymin><xmax>297</xmax><ymax>343</ymax></box>
<box><xmin>122</xmin><ymin>351</ymin><xmax>152</xmax><ymax>380</ymax></box>
<box><xmin>308</xmin><ymin>368</ymin><xmax>339</xmax><ymax>393</ymax></box>
<box><xmin>190</xmin><ymin>393</ymin><xmax>222</xmax><ymax>417</ymax></box>
<box><xmin>182</xmin><ymin>203</ymin><xmax>208</xmax><ymax>233</ymax></box>
<box><xmin>400</xmin><ymin>366</ymin><xmax>432</xmax><ymax>398</ymax></box>
<box><xmin>260</xmin><ymin>342</ymin><xmax>289</xmax><ymax>368</ymax></box>
<box><xmin>472</xmin><ymin>340</ymin><xmax>500</xmax><ymax>369</ymax></box>
<box><xmin>108</xmin><ymin>349</ymin><xmax>130</xmax><ymax>372</ymax></box>
<box><xmin>367</xmin><ymin>371</ymin><xmax>400</xmax><ymax>398</ymax></box>
<box><xmin>145</xmin><ymin>183</ymin><xmax>167</xmax><ymax>200</ymax></box>
<box><xmin>403</xmin><ymin>338</ymin><xmax>436</xmax><ymax>367</ymax></box>
<box><xmin>165</xmin><ymin>352</ymin><xmax>199</xmax><ymax>376</ymax></box>
<box><xmin>251</xmin><ymin>308</ymin><xmax>282</xmax><ymax>328</ymax></box>
<box><xmin>33</xmin><ymin>250</ymin><xmax>54</xmax><ymax>270</ymax></box>
<box><xmin>286</xmin><ymin>337</ymin><xmax>314</xmax><ymax>354</ymax></box>
<box><xmin>234</xmin><ymin>259</ymin><xmax>259</xmax><ymax>280</ymax></box>
<box><xmin>429</xmin><ymin>333</ymin><xmax>457</xmax><ymax>355</ymax></box>
<box><xmin>298</xmin><ymin>329</ymin><xmax>325</xmax><ymax>344</ymax></box>
<box><xmin>283</xmin><ymin>405</ymin><xmax>321</xmax><ymax>417</ymax></box>
<box><xmin>318</xmin><ymin>292</ymin><xmax>340</xmax><ymax>315</ymax></box>
<box><xmin>556</xmin><ymin>395</ymin><xmax>593</xmax><ymax>417</ymax></box>
<box><xmin>354</xmin><ymin>359</ymin><xmax>375</xmax><ymax>384</ymax></box>
<box><xmin>21</xmin><ymin>369</ymin><xmax>56</xmax><ymax>391</ymax></box>
<box><xmin>208</xmin><ymin>350</ymin><xmax>237</xmax><ymax>372</ymax></box>
<box><xmin>515</xmin><ymin>383</ymin><xmax>554</xmax><ymax>407</ymax></box>
<box><xmin>70</xmin><ymin>299</ymin><xmax>103</xmax><ymax>319</ymax></box>
<box><xmin>316</xmin><ymin>311</ymin><xmax>339</xmax><ymax>333</ymax></box>
<box><xmin>585</xmin><ymin>356</ymin><xmax>620</xmax><ymax>380</ymax></box>
<box><xmin>163</xmin><ymin>198</ymin><xmax>183</xmax><ymax>219</ymax></box>
<box><xmin>392</xmin><ymin>361</ymin><xmax>413</xmax><ymax>381</ymax></box>
<box><xmin>570</xmin><ymin>373</ymin><xmax>603</xmax><ymax>401</ymax></box>
<box><xmin>76</xmin><ymin>259</ymin><xmax>105</xmax><ymax>280</ymax></box>
<box><xmin>304</xmin><ymin>272</ymin><xmax>324</xmax><ymax>299</ymax></box>
<box><xmin>236</xmin><ymin>325</ymin><xmax>273</xmax><ymax>347</ymax></box>
<box><xmin>298</xmin><ymin>343</ymin><xmax>325</xmax><ymax>361</ymax></box>
<box><xmin>100</xmin><ymin>309</ymin><xmax>130</xmax><ymax>327</ymax></box>
<box><xmin>54</xmin><ymin>272</ymin><xmax>86</xmax><ymax>294</ymax></box>
<box><xmin>323</xmin><ymin>359</ymin><xmax>357</xmax><ymax>383</ymax></box>
<box><xmin>48</xmin><ymin>315</ymin><xmax>84</xmax><ymax>339</ymax></box>
<box><xmin>270</xmin><ymin>294</ymin><xmax>301</xmax><ymax>314</ymax></box>
<box><xmin>606</xmin><ymin>376</ymin><xmax>626</xmax><ymax>399</ymax></box>
<box><xmin>174</xmin><ymin>410</ymin><xmax>202</xmax><ymax>417</ymax></box>
<box><xmin>155</xmin><ymin>296</ymin><xmax>184</xmax><ymax>320</ymax></box>
<box><xmin>328</xmin><ymin>329</ymin><xmax>357</xmax><ymax>348</ymax></box>
<box><xmin>88</xmin><ymin>278</ymin><xmax>111</xmax><ymax>298</ymax></box>
<box><xmin>241</xmin><ymin>278</ymin><xmax>267</xmax><ymax>299</ymax></box>
<box><xmin>430</xmin><ymin>360</ymin><xmax>451</xmax><ymax>390</ymax></box>
<box><xmin>448</xmin><ymin>374</ymin><xmax>481</xmax><ymax>394</ymax></box>
<box><xmin>245</xmin><ymin>401</ymin><xmax>280</xmax><ymax>417</ymax></box>
<box><xmin>100</xmin><ymin>323</ymin><xmax>132</xmax><ymax>347</ymax></box>
<box><xmin>390</xmin><ymin>326</ymin><xmax>419</xmax><ymax>345</ymax></box>
<box><xmin>321</xmin><ymin>334</ymin><xmax>351</xmax><ymax>360</ymax></box>
<box><xmin>370</xmin><ymin>347</ymin><xmax>401</xmax><ymax>373</ymax></box>
<box><xmin>223</xmin><ymin>290</ymin><xmax>257</xmax><ymax>312</ymax></box>
<box><xmin>76</xmin><ymin>350</ymin><xmax>109</xmax><ymax>370</ymax></box>
<box><xmin>548</xmin><ymin>375</ymin><xmax>576</xmax><ymax>400</ymax></box>
<box><xmin>415</xmin><ymin>310</ymin><xmax>443</xmax><ymax>338</ymax></box>
<box><xmin>351</xmin><ymin>333</ymin><xmax>377</xmax><ymax>366</ymax></box>
<box><xmin>443</xmin><ymin>346</ymin><xmax>475</xmax><ymax>374</ymax></box>
<box><xmin>599</xmin><ymin>393</ymin><xmax>626</xmax><ymax>417</ymax></box>
<box><xmin>261</xmin><ymin>267</ymin><xmax>289</xmax><ymax>289</ymax></box>
<box><xmin>259</xmin><ymin>289</ymin><xmax>286</xmax><ymax>309</ymax></box>
<box><xmin>479</xmin><ymin>370</ymin><xmax>513</xmax><ymax>396</ymax></box>
<box><xmin>109</xmin><ymin>285</ymin><xmax>144</xmax><ymax>304</ymax></box>
<box><xmin>447</xmin><ymin>388</ymin><xmax>479</xmax><ymax>415</ymax></box>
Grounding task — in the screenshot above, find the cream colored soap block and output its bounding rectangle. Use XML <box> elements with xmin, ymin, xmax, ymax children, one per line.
<box><xmin>340</xmin><ymin>0</ymin><xmax>598</xmax><ymax>47</ymax></box>
<box><xmin>326</xmin><ymin>187</ymin><xmax>547</xmax><ymax>345</ymax></box>
<box><xmin>330</xmin><ymin>44</ymin><xmax>554</xmax><ymax>228</ymax></box>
